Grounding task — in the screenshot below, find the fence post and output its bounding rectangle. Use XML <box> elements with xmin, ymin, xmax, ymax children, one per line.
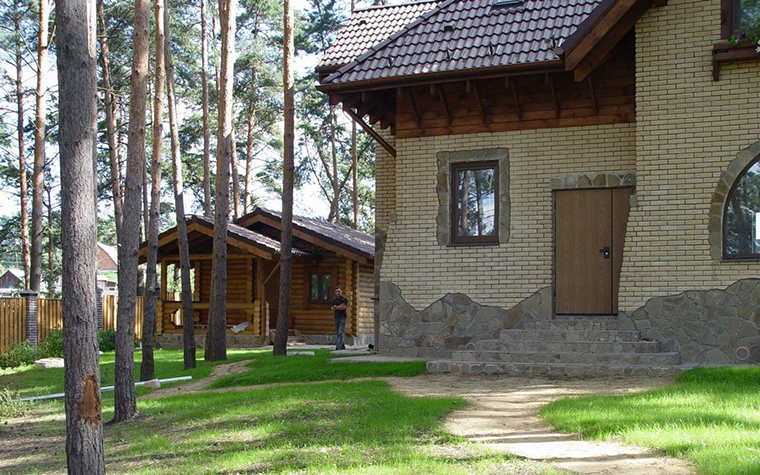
<box><xmin>96</xmin><ymin>286</ymin><xmax>103</xmax><ymax>331</ymax></box>
<box><xmin>20</xmin><ymin>289</ymin><xmax>38</xmax><ymax>347</ymax></box>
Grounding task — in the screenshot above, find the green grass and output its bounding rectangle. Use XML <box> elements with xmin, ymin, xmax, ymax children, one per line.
<box><xmin>540</xmin><ymin>366</ymin><xmax>760</xmax><ymax>475</ymax></box>
<box><xmin>0</xmin><ymin>348</ymin><xmax>259</xmax><ymax>399</ymax></box>
<box><xmin>211</xmin><ymin>349</ymin><xmax>428</xmax><ymax>388</ymax></box>
<box><xmin>1</xmin><ymin>349</ymin><xmax>560</xmax><ymax>474</ymax></box>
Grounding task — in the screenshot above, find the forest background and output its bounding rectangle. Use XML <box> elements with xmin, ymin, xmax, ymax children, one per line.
<box><xmin>0</xmin><ymin>0</ymin><xmax>383</xmax><ymax>295</ymax></box>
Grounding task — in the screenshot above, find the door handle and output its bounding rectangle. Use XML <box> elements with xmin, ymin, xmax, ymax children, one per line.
<box><xmin>599</xmin><ymin>247</ymin><xmax>611</xmax><ymax>259</ymax></box>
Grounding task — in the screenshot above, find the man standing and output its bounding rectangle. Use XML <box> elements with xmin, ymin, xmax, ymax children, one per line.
<box><xmin>331</xmin><ymin>287</ymin><xmax>348</xmax><ymax>350</ymax></box>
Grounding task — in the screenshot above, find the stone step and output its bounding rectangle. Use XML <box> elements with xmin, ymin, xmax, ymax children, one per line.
<box><xmin>522</xmin><ymin>319</ymin><xmax>620</xmax><ymax>331</ymax></box>
<box><xmin>451</xmin><ymin>349</ymin><xmax>681</xmax><ymax>366</ymax></box>
<box><xmin>427</xmin><ymin>360</ymin><xmax>689</xmax><ymax>378</ymax></box>
<box><xmin>466</xmin><ymin>339</ymin><xmax>661</xmax><ymax>354</ymax></box>
<box><xmin>499</xmin><ymin>329</ymin><xmax>641</xmax><ymax>342</ymax></box>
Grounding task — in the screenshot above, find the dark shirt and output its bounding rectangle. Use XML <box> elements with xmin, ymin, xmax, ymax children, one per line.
<box><xmin>332</xmin><ymin>295</ymin><xmax>348</xmax><ymax>318</ymax></box>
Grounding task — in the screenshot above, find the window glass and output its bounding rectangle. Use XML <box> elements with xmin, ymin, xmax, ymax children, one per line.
<box><xmin>452</xmin><ymin>163</ymin><xmax>497</xmax><ymax>242</ymax></box>
<box><xmin>725</xmin><ymin>161</ymin><xmax>760</xmax><ymax>257</ymax></box>
<box><xmin>309</xmin><ymin>273</ymin><xmax>332</xmax><ymax>301</ymax></box>
<box><xmin>736</xmin><ymin>0</ymin><xmax>760</xmax><ymax>31</ymax></box>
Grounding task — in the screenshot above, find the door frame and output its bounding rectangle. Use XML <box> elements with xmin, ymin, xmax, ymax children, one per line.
<box><xmin>550</xmin><ymin>173</ymin><xmax>636</xmax><ymax>316</ymax></box>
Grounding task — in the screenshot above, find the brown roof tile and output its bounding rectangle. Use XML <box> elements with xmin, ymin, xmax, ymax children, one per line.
<box><xmin>318</xmin><ymin>0</ymin><xmax>443</xmax><ymax>71</ymax></box>
<box><xmin>322</xmin><ymin>0</ymin><xmax>605</xmax><ymax>86</ymax></box>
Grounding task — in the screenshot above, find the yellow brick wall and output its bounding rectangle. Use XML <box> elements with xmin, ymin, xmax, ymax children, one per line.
<box><xmin>381</xmin><ymin>124</ymin><xmax>636</xmax><ymax>309</ymax></box>
<box><xmin>619</xmin><ymin>0</ymin><xmax>760</xmax><ymax>310</ymax></box>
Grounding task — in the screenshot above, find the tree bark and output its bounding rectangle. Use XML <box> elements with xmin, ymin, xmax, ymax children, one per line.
<box><xmin>231</xmin><ymin>129</ymin><xmax>240</xmax><ymax>219</ymax></box>
<box><xmin>164</xmin><ymin>0</ymin><xmax>196</xmax><ymax>369</ymax></box>
<box><xmin>31</xmin><ymin>0</ymin><xmax>52</xmax><ymax>293</ymax></box>
<box><xmin>273</xmin><ymin>0</ymin><xmax>294</xmax><ymax>356</ymax></box>
<box><xmin>352</xmin><ymin>121</ymin><xmax>358</xmax><ymax>229</ymax></box>
<box><xmin>14</xmin><ymin>3</ymin><xmax>30</xmax><ymax>289</ymax></box>
<box><xmin>243</xmin><ymin>12</ymin><xmax>260</xmax><ymax>214</ymax></box>
<box><xmin>46</xmin><ymin>185</ymin><xmax>54</xmax><ymax>293</ymax></box>
<box><xmin>97</xmin><ymin>0</ymin><xmax>123</xmax><ymax>238</ymax></box>
<box><xmin>205</xmin><ymin>0</ymin><xmax>234</xmax><ymax>361</ymax></box>
<box><xmin>141</xmin><ymin>0</ymin><xmax>167</xmax><ymax>382</ymax></box>
<box><xmin>330</xmin><ymin>107</ymin><xmax>339</xmax><ymax>222</ymax></box>
<box><xmin>114</xmin><ymin>0</ymin><xmax>150</xmax><ymax>423</ymax></box>
<box><xmin>201</xmin><ymin>0</ymin><xmax>212</xmax><ymax>218</ymax></box>
<box><xmin>56</xmin><ymin>0</ymin><xmax>105</xmax><ymax>471</ymax></box>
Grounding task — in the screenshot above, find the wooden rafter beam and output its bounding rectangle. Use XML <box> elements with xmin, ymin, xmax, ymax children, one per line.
<box><xmin>471</xmin><ymin>82</ymin><xmax>487</xmax><ymax>125</ymax></box>
<box><xmin>587</xmin><ymin>74</ymin><xmax>598</xmax><ymax>115</ymax></box>
<box><xmin>547</xmin><ymin>74</ymin><xmax>560</xmax><ymax>118</ymax></box>
<box><xmin>405</xmin><ymin>87</ymin><xmax>421</xmax><ymax>128</ymax></box>
<box><xmin>435</xmin><ymin>84</ymin><xmax>452</xmax><ymax>127</ymax></box>
<box><xmin>345</xmin><ymin>108</ymin><xmax>397</xmax><ymax>158</ymax></box>
<box><xmin>508</xmin><ymin>77</ymin><xmax>522</xmax><ymax>120</ymax></box>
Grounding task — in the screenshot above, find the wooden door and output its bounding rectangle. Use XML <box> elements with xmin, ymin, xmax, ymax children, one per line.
<box><xmin>263</xmin><ymin>261</ymin><xmax>280</xmax><ymax>329</ymax></box>
<box><xmin>555</xmin><ymin>187</ymin><xmax>631</xmax><ymax>314</ymax></box>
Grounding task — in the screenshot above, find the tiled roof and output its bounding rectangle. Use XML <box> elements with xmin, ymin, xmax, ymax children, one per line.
<box><xmin>194</xmin><ymin>216</ymin><xmax>313</xmax><ymax>257</ymax></box>
<box><xmin>318</xmin><ymin>0</ymin><xmax>443</xmax><ymax>71</ymax></box>
<box><xmin>237</xmin><ymin>208</ymin><xmax>375</xmax><ymax>259</ymax></box>
<box><xmin>322</xmin><ymin>0</ymin><xmax>605</xmax><ymax>86</ymax></box>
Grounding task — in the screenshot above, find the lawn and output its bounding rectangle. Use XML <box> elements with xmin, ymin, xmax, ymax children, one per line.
<box><xmin>0</xmin><ymin>349</ymin><xmax>561</xmax><ymax>475</ymax></box>
<box><xmin>540</xmin><ymin>366</ymin><xmax>760</xmax><ymax>475</ymax></box>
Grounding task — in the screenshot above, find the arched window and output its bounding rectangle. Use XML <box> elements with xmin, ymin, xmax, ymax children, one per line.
<box><xmin>724</xmin><ymin>159</ymin><xmax>760</xmax><ymax>258</ymax></box>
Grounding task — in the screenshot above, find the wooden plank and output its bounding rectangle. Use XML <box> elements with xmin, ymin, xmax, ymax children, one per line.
<box><xmin>564</xmin><ymin>0</ymin><xmax>638</xmax><ymax>71</ymax></box>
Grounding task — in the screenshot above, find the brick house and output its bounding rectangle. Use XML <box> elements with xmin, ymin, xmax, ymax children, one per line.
<box><xmin>318</xmin><ymin>0</ymin><xmax>760</xmax><ymax>375</ymax></box>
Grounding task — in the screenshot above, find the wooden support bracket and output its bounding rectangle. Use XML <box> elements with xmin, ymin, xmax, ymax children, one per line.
<box><xmin>345</xmin><ymin>108</ymin><xmax>397</xmax><ymax>158</ymax></box>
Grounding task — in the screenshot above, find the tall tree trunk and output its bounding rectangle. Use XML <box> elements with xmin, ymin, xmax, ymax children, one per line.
<box><xmin>201</xmin><ymin>0</ymin><xmax>212</xmax><ymax>218</ymax></box>
<box><xmin>231</xmin><ymin>130</ymin><xmax>240</xmax><ymax>219</ymax></box>
<box><xmin>31</xmin><ymin>0</ymin><xmax>52</xmax><ymax>293</ymax></box>
<box><xmin>114</xmin><ymin>0</ymin><xmax>150</xmax><ymax>423</ymax></box>
<box><xmin>97</xmin><ymin>0</ymin><xmax>123</xmax><ymax>237</ymax></box>
<box><xmin>46</xmin><ymin>185</ymin><xmax>54</xmax><ymax>293</ymax></box>
<box><xmin>352</xmin><ymin>121</ymin><xmax>358</xmax><ymax>229</ymax></box>
<box><xmin>141</xmin><ymin>0</ymin><xmax>167</xmax><ymax>382</ymax></box>
<box><xmin>330</xmin><ymin>107</ymin><xmax>339</xmax><ymax>222</ymax></box>
<box><xmin>56</xmin><ymin>0</ymin><xmax>105</xmax><ymax>470</ymax></box>
<box><xmin>164</xmin><ymin>0</ymin><xmax>196</xmax><ymax>369</ymax></box>
<box><xmin>273</xmin><ymin>0</ymin><xmax>294</xmax><ymax>356</ymax></box>
<box><xmin>14</xmin><ymin>4</ymin><xmax>30</xmax><ymax>288</ymax></box>
<box><xmin>244</xmin><ymin>91</ymin><xmax>255</xmax><ymax>213</ymax></box>
<box><xmin>205</xmin><ymin>0</ymin><xmax>234</xmax><ymax>361</ymax></box>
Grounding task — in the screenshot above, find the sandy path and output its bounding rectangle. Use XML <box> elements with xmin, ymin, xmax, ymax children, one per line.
<box><xmin>140</xmin><ymin>359</ymin><xmax>253</xmax><ymax>399</ymax></box>
<box><xmin>385</xmin><ymin>373</ymin><xmax>695</xmax><ymax>475</ymax></box>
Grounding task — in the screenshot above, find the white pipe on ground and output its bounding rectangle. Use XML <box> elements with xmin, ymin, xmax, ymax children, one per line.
<box><xmin>18</xmin><ymin>376</ymin><xmax>193</xmax><ymax>402</ymax></box>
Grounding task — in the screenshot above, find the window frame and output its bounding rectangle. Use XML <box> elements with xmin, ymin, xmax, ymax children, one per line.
<box><xmin>722</xmin><ymin>0</ymin><xmax>759</xmax><ymax>38</ymax></box>
<box><xmin>722</xmin><ymin>158</ymin><xmax>760</xmax><ymax>260</ymax></box>
<box><xmin>449</xmin><ymin>161</ymin><xmax>500</xmax><ymax>245</ymax></box>
<box><xmin>305</xmin><ymin>267</ymin><xmax>338</xmax><ymax>306</ymax></box>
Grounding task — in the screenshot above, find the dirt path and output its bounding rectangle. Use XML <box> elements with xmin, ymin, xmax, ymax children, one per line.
<box><xmin>385</xmin><ymin>373</ymin><xmax>696</xmax><ymax>475</ymax></box>
<box><xmin>140</xmin><ymin>359</ymin><xmax>253</xmax><ymax>399</ymax></box>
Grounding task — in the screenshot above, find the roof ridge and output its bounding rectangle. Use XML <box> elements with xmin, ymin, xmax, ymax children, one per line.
<box><xmin>323</xmin><ymin>0</ymin><xmax>459</xmax><ymax>84</ymax></box>
<box><xmin>354</xmin><ymin>0</ymin><xmax>440</xmax><ymax>12</ymax></box>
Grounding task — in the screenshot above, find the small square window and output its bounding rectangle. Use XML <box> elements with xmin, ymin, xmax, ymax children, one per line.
<box><xmin>309</xmin><ymin>273</ymin><xmax>332</xmax><ymax>302</ymax></box>
<box><xmin>450</xmin><ymin>161</ymin><xmax>499</xmax><ymax>244</ymax></box>
<box><xmin>723</xmin><ymin>0</ymin><xmax>760</xmax><ymax>38</ymax></box>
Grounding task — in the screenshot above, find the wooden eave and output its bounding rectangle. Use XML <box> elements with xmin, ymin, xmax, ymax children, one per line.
<box><xmin>235</xmin><ymin>211</ymin><xmax>373</xmax><ymax>265</ymax></box>
<box><xmin>138</xmin><ymin>217</ymin><xmax>276</xmax><ymax>264</ymax></box>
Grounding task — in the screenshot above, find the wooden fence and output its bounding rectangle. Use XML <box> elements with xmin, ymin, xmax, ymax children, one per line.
<box><xmin>0</xmin><ymin>298</ymin><xmax>25</xmax><ymax>354</ymax></box>
<box><xmin>0</xmin><ymin>296</ymin><xmax>145</xmax><ymax>354</ymax></box>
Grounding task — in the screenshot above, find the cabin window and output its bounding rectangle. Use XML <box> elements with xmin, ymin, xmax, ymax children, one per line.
<box><xmin>450</xmin><ymin>161</ymin><xmax>499</xmax><ymax>244</ymax></box>
<box><xmin>309</xmin><ymin>273</ymin><xmax>332</xmax><ymax>302</ymax></box>
<box><xmin>724</xmin><ymin>159</ymin><xmax>760</xmax><ymax>258</ymax></box>
<box><xmin>724</xmin><ymin>0</ymin><xmax>760</xmax><ymax>38</ymax></box>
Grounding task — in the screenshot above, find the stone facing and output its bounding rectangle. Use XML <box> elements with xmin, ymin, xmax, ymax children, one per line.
<box><xmin>708</xmin><ymin>140</ymin><xmax>760</xmax><ymax>260</ymax></box>
<box><xmin>378</xmin><ymin>281</ymin><xmax>551</xmax><ymax>358</ymax></box>
<box><xmin>550</xmin><ymin>172</ymin><xmax>636</xmax><ymax>191</ymax></box>
<box><xmin>435</xmin><ymin>148</ymin><xmax>511</xmax><ymax>246</ymax></box>
<box><xmin>620</xmin><ymin>278</ymin><xmax>760</xmax><ymax>364</ymax></box>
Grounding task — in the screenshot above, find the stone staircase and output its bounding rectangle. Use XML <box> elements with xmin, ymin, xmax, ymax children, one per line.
<box><xmin>427</xmin><ymin>316</ymin><xmax>688</xmax><ymax>377</ymax></box>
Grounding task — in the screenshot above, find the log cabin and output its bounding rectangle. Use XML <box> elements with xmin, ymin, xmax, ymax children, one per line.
<box><xmin>138</xmin><ymin>208</ymin><xmax>375</xmax><ymax>348</ymax></box>
<box><xmin>317</xmin><ymin>0</ymin><xmax>760</xmax><ymax>375</ymax></box>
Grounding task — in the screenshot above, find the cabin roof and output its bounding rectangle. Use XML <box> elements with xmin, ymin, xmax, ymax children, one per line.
<box><xmin>322</xmin><ymin>0</ymin><xmax>605</xmax><ymax>87</ymax></box>
<box><xmin>235</xmin><ymin>208</ymin><xmax>375</xmax><ymax>261</ymax></box>
<box><xmin>193</xmin><ymin>216</ymin><xmax>314</xmax><ymax>258</ymax></box>
<box><xmin>317</xmin><ymin>0</ymin><xmax>443</xmax><ymax>73</ymax></box>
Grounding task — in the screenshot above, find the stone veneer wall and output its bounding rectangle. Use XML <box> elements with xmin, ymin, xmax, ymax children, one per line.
<box><xmin>619</xmin><ymin>0</ymin><xmax>760</xmax><ymax>310</ymax></box>
<box><xmin>619</xmin><ymin>279</ymin><xmax>760</xmax><ymax>364</ymax></box>
<box><xmin>379</xmin><ymin>281</ymin><xmax>552</xmax><ymax>358</ymax></box>
<box><xmin>379</xmin><ymin>123</ymin><xmax>636</xmax><ymax>311</ymax></box>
